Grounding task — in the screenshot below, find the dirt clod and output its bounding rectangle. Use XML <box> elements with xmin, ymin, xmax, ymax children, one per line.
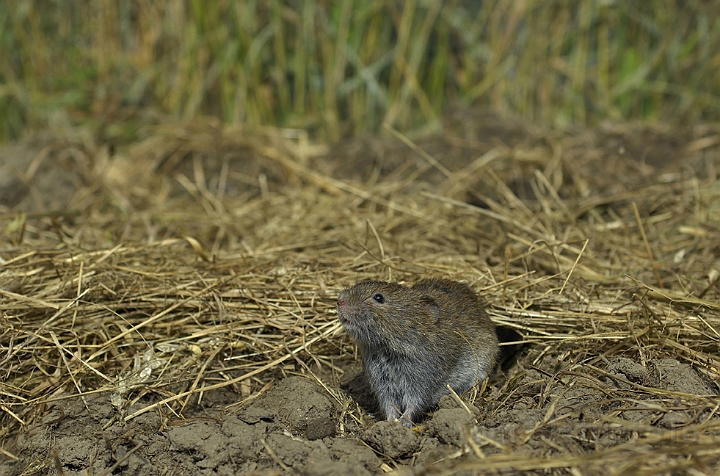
<box><xmin>362</xmin><ymin>421</ymin><xmax>420</xmax><ymax>459</ymax></box>
<box><xmin>243</xmin><ymin>376</ymin><xmax>340</xmax><ymax>435</ymax></box>
<box><xmin>305</xmin><ymin>416</ymin><xmax>337</xmax><ymax>440</ymax></box>
<box><xmin>427</xmin><ymin>408</ymin><xmax>476</xmax><ymax>446</ymax></box>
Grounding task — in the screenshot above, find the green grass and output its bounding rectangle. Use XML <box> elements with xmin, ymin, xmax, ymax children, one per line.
<box><xmin>1</xmin><ymin>0</ymin><xmax>719</xmax><ymax>143</ymax></box>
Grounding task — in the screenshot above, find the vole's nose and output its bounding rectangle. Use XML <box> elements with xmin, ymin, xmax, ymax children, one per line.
<box><xmin>337</xmin><ymin>292</ymin><xmax>348</xmax><ymax>309</ymax></box>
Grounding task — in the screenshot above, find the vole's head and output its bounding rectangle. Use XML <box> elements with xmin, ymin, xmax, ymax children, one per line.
<box><xmin>337</xmin><ymin>280</ymin><xmax>439</xmax><ymax>349</ymax></box>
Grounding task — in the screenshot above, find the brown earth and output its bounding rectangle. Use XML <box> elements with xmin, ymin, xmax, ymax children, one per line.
<box><xmin>6</xmin><ymin>355</ymin><xmax>716</xmax><ymax>475</ymax></box>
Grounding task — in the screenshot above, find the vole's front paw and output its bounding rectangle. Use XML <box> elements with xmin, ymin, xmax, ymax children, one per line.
<box><xmin>399</xmin><ymin>408</ymin><xmax>416</xmax><ymax>428</ymax></box>
<box><xmin>399</xmin><ymin>416</ymin><xmax>414</xmax><ymax>428</ymax></box>
<box><xmin>384</xmin><ymin>415</ymin><xmax>413</xmax><ymax>428</ymax></box>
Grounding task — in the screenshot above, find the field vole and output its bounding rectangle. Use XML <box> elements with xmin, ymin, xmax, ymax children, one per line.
<box><xmin>337</xmin><ymin>278</ymin><xmax>498</xmax><ymax>426</ymax></box>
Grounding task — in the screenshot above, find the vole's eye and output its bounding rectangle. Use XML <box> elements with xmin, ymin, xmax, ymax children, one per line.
<box><xmin>372</xmin><ymin>293</ymin><xmax>385</xmax><ymax>304</ymax></box>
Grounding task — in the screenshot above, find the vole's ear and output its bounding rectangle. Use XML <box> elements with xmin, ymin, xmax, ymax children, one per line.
<box><xmin>420</xmin><ymin>296</ymin><xmax>440</xmax><ymax>321</ymax></box>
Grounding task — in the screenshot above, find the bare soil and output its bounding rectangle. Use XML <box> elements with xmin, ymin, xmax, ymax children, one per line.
<box><xmin>4</xmin><ymin>354</ymin><xmax>716</xmax><ymax>475</ymax></box>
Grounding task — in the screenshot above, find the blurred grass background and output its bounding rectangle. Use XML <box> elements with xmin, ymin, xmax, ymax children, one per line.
<box><xmin>1</xmin><ymin>0</ymin><xmax>719</xmax><ymax>144</ymax></box>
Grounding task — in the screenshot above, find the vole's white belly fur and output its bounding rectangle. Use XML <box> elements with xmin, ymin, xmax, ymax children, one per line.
<box><xmin>362</xmin><ymin>346</ymin><xmax>487</xmax><ymax>421</ymax></box>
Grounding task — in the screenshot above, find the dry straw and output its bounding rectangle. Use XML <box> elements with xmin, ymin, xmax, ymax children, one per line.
<box><xmin>1</xmin><ymin>119</ymin><xmax>720</xmax><ymax>472</ymax></box>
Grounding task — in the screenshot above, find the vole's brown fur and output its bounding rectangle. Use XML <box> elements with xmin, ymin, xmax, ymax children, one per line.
<box><xmin>337</xmin><ymin>278</ymin><xmax>498</xmax><ymax>426</ymax></box>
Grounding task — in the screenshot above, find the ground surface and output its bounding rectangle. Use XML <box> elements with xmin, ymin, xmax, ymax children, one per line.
<box><xmin>6</xmin><ymin>355</ymin><xmax>718</xmax><ymax>475</ymax></box>
<box><xmin>1</xmin><ymin>111</ymin><xmax>719</xmax><ymax>475</ymax></box>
